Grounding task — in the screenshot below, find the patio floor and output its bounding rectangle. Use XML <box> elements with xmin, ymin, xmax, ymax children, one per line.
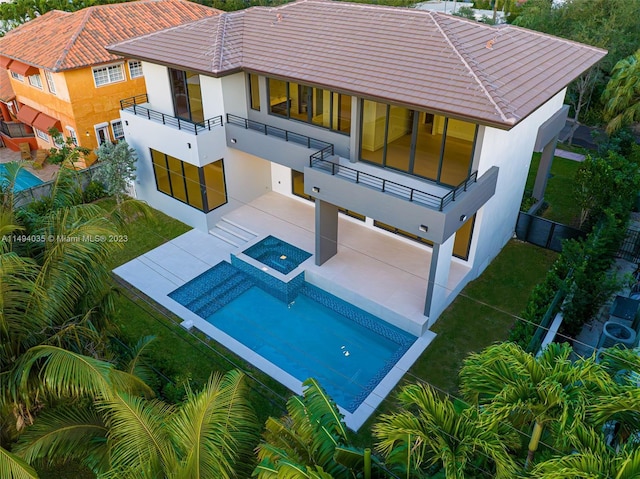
<box><xmin>0</xmin><ymin>145</ymin><xmax>59</xmax><ymax>182</ymax></box>
<box><xmin>114</xmin><ymin>191</ymin><xmax>474</xmax><ymax>429</ymax></box>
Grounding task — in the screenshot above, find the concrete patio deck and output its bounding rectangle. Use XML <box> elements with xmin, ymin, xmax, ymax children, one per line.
<box><xmin>113</xmin><ymin>191</ymin><xmax>475</xmax><ymax>429</ymax></box>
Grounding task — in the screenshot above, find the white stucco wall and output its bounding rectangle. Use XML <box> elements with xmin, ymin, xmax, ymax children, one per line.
<box><xmin>469</xmin><ymin>89</ymin><xmax>567</xmax><ymax>276</ymax></box>
<box><xmin>123</xmin><ymin>64</ymin><xmax>271</xmax><ymax>232</ymax></box>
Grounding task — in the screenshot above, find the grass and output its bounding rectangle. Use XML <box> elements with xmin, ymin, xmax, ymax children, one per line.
<box><xmin>350</xmin><ymin>240</ymin><xmax>558</xmax><ymax>446</ymax></box>
<box><xmin>525</xmin><ymin>153</ymin><xmax>583</xmax><ymax>227</ymax></box>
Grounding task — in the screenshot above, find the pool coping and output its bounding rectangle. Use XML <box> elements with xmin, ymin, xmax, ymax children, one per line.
<box><xmin>113</xmin><ymin>229</ymin><xmax>436</xmax><ymax>431</ymax></box>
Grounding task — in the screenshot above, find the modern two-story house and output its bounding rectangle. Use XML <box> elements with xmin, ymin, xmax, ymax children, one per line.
<box><xmin>0</xmin><ymin>0</ymin><xmax>219</xmax><ymax>161</ymax></box>
<box><xmin>108</xmin><ymin>0</ymin><xmax>606</xmax><ymax>334</ymax></box>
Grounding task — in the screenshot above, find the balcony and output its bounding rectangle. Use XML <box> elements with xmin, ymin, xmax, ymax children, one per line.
<box><xmin>120</xmin><ymin>94</ymin><xmax>223</xmax><ymax>135</ymax></box>
<box><xmin>0</xmin><ymin>120</ymin><xmax>34</xmax><ymax>138</ymax></box>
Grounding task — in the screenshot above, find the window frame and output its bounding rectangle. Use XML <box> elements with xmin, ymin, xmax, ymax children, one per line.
<box><xmin>66</xmin><ymin>126</ymin><xmax>78</xmax><ymax>146</ymax></box>
<box><xmin>128</xmin><ymin>60</ymin><xmax>143</xmax><ymax>79</ymax></box>
<box><xmin>10</xmin><ymin>71</ymin><xmax>24</xmax><ymax>82</ymax></box>
<box><xmin>28</xmin><ymin>73</ymin><xmax>43</xmax><ymax>89</ymax></box>
<box><xmin>150</xmin><ymin>149</ymin><xmax>227</xmax><ymax>213</ymax></box>
<box><xmin>111</xmin><ymin>120</ymin><xmax>125</xmax><ymax>141</ymax></box>
<box><xmin>34</xmin><ymin>128</ymin><xmax>50</xmax><ymax>142</ymax></box>
<box><xmin>92</xmin><ymin>63</ymin><xmax>125</xmax><ymax>87</ymax></box>
<box><xmin>44</xmin><ymin>71</ymin><xmax>57</xmax><ymax>94</ymax></box>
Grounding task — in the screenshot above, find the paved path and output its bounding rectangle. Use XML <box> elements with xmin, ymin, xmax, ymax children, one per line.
<box><xmin>555</xmin><ymin>149</ymin><xmax>585</xmax><ymax>162</ymax></box>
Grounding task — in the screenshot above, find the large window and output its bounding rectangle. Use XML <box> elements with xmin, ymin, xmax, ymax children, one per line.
<box><xmin>360</xmin><ymin>99</ymin><xmax>477</xmax><ymax>186</ymax></box>
<box><xmin>169</xmin><ymin>68</ymin><xmax>203</xmax><ymax>123</ymax></box>
<box><xmin>151</xmin><ymin>149</ymin><xmax>227</xmax><ymax>212</ymax></box>
<box><xmin>267</xmin><ymin>78</ymin><xmax>351</xmax><ymax>135</ymax></box>
<box><xmin>248</xmin><ymin>73</ymin><xmax>260</xmax><ymax>111</ymax></box>
<box><xmin>93</xmin><ymin>64</ymin><xmax>125</xmax><ymax>86</ymax></box>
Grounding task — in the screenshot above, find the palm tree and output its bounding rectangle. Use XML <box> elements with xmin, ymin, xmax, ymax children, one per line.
<box><xmin>531</xmin><ymin>423</ymin><xmax>640</xmax><ymax>478</ymax></box>
<box><xmin>459</xmin><ymin>342</ymin><xmax>613</xmax><ymax>468</ymax></box>
<box><xmin>373</xmin><ymin>383</ymin><xmax>520</xmax><ymax>479</ymax></box>
<box><xmin>254</xmin><ymin>378</ymin><xmax>355</xmax><ymax>479</ymax></box>
<box><xmin>602</xmin><ymin>48</ymin><xmax>640</xmax><ymax>134</ymax></box>
<box><xmin>13</xmin><ymin>366</ymin><xmax>258</xmax><ymax>479</ymax></box>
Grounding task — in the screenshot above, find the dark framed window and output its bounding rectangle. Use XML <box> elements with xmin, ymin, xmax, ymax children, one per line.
<box><xmin>151</xmin><ymin>149</ymin><xmax>227</xmax><ymax>212</ymax></box>
<box><xmin>248</xmin><ymin>73</ymin><xmax>260</xmax><ymax>111</ymax></box>
<box><xmin>267</xmin><ymin>77</ymin><xmax>351</xmax><ymax>135</ymax></box>
<box><xmin>360</xmin><ymin>99</ymin><xmax>478</xmax><ymax>187</ymax></box>
<box><xmin>169</xmin><ymin>68</ymin><xmax>204</xmax><ymax>123</ymax></box>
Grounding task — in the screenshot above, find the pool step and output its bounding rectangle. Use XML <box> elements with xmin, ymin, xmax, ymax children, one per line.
<box><xmin>187</xmin><ymin>272</ymin><xmax>248</xmax><ymax>315</ymax></box>
<box><xmin>209</xmin><ymin>218</ymin><xmax>258</xmax><ymax>247</ymax></box>
<box><xmin>169</xmin><ymin>262</ymin><xmax>238</xmax><ymax>305</ymax></box>
<box><xmin>195</xmin><ymin>281</ymin><xmax>254</xmax><ymax>318</ymax></box>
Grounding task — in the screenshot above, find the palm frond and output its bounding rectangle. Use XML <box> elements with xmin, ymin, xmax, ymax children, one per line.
<box><xmin>0</xmin><ymin>446</ymin><xmax>39</xmax><ymax>479</ymax></box>
<box><xmin>99</xmin><ymin>391</ymin><xmax>175</xmax><ymax>477</ymax></box>
<box><xmin>170</xmin><ymin>370</ymin><xmax>258</xmax><ymax>479</ymax></box>
<box><xmin>301</xmin><ymin>378</ymin><xmax>347</xmax><ymax>441</ymax></box>
<box><xmin>13</xmin><ymin>404</ymin><xmax>109</xmax><ymax>474</ymax></box>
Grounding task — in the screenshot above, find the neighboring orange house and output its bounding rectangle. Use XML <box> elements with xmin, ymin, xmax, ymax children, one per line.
<box><xmin>0</xmin><ymin>0</ymin><xmax>219</xmax><ymax>163</ymax></box>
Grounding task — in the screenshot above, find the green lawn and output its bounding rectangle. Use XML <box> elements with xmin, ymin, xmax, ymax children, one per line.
<box><xmin>525</xmin><ymin>153</ymin><xmax>582</xmax><ymax>227</ymax></box>
<box><xmin>350</xmin><ymin>240</ymin><xmax>558</xmax><ymax>446</ymax></box>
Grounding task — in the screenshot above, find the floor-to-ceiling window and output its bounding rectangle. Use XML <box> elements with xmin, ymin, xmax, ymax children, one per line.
<box><xmin>169</xmin><ymin>68</ymin><xmax>204</xmax><ymax>123</ymax></box>
<box><xmin>360</xmin><ymin>99</ymin><xmax>478</xmax><ymax>186</ymax></box>
<box><xmin>248</xmin><ymin>73</ymin><xmax>260</xmax><ymax>111</ymax></box>
<box><xmin>267</xmin><ymin>78</ymin><xmax>351</xmax><ymax>135</ymax></box>
<box><xmin>151</xmin><ymin>149</ymin><xmax>227</xmax><ymax>212</ymax></box>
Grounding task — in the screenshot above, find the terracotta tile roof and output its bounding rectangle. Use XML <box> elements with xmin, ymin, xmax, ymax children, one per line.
<box><xmin>0</xmin><ymin>0</ymin><xmax>220</xmax><ymax>72</ymax></box>
<box><xmin>107</xmin><ymin>0</ymin><xmax>607</xmax><ymax>129</ymax></box>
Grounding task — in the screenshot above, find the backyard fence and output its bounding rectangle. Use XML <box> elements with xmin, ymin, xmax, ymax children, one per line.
<box><xmin>616</xmin><ymin>227</ymin><xmax>640</xmax><ymax>263</ymax></box>
<box><xmin>13</xmin><ymin>163</ymin><xmax>101</xmax><ymax>209</ymax></box>
<box><xmin>515</xmin><ymin>212</ymin><xmax>585</xmax><ymax>252</ymax></box>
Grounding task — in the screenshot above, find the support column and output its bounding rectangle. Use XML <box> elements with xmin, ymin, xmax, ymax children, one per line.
<box><xmin>315</xmin><ymin>199</ymin><xmax>339</xmax><ymax>265</ymax></box>
<box><xmin>532</xmin><ymin>135</ymin><xmax>559</xmax><ymax>202</ymax></box>
<box><xmin>424</xmin><ymin>234</ymin><xmax>455</xmax><ymax>326</ymax></box>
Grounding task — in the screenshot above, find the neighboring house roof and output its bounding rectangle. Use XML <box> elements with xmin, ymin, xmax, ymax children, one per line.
<box><xmin>0</xmin><ymin>0</ymin><xmax>220</xmax><ymax>72</ymax></box>
<box><xmin>107</xmin><ymin>0</ymin><xmax>606</xmax><ymax>129</ymax></box>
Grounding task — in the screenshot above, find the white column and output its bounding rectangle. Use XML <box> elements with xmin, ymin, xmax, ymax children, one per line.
<box><xmin>424</xmin><ymin>233</ymin><xmax>455</xmax><ymax>327</ymax></box>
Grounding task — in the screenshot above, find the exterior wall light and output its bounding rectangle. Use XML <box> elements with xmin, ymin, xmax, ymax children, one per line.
<box><xmin>419</xmin><ymin>225</ymin><xmax>428</xmax><ymax>232</ymax></box>
<box><xmin>312</xmin><ymin>186</ymin><xmax>320</xmax><ymax>193</ymax></box>
<box><xmin>231</xmin><ymin>138</ymin><xmax>237</xmax><ymax>143</ymax></box>
<box><xmin>460</xmin><ymin>215</ymin><xmax>467</xmax><ymax>222</ymax></box>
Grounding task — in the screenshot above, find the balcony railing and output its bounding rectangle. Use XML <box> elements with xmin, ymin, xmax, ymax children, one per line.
<box><xmin>0</xmin><ymin>120</ymin><xmax>34</xmax><ymax>138</ymax></box>
<box><xmin>120</xmin><ymin>94</ymin><xmax>223</xmax><ymax>135</ymax></box>
<box><xmin>226</xmin><ymin>114</ymin><xmax>333</xmax><ymax>152</ymax></box>
<box><xmin>310</xmin><ymin>156</ymin><xmax>477</xmax><ymax>211</ymax></box>
<box><xmin>226</xmin><ymin>113</ymin><xmax>478</xmax><ymax>211</ymax></box>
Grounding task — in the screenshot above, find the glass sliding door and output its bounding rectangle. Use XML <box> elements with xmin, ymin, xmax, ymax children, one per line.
<box><xmin>169</xmin><ymin>68</ymin><xmax>203</xmax><ymax>123</ymax></box>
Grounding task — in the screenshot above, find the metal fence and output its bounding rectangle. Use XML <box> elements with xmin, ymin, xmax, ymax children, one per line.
<box><xmin>515</xmin><ymin>212</ymin><xmax>585</xmax><ymax>251</ymax></box>
<box><xmin>617</xmin><ymin>227</ymin><xmax>640</xmax><ymax>263</ymax></box>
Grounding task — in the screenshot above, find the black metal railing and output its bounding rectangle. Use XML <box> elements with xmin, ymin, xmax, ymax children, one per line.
<box><xmin>226</xmin><ymin>114</ymin><xmax>333</xmax><ymax>152</ymax></box>
<box><xmin>120</xmin><ymin>94</ymin><xmax>223</xmax><ymax>135</ymax></box>
<box><xmin>0</xmin><ymin>120</ymin><xmax>34</xmax><ymax>138</ymax></box>
<box><xmin>226</xmin><ymin>113</ymin><xmax>478</xmax><ymax>211</ymax></box>
<box><xmin>310</xmin><ymin>156</ymin><xmax>478</xmax><ymax>211</ymax></box>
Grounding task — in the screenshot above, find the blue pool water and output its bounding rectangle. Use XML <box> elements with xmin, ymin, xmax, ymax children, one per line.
<box><xmin>243</xmin><ymin>235</ymin><xmax>312</xmax><ymax>274</ymax></box>
<box><xmin>169</xmin><ymin>260</ymin><xmax>415</xmax><ymax>412</ymax></box>
<box><xmin>0</xmin><ymin>163</ymin><xmax>43</xmax><ymax>191</ymax></box>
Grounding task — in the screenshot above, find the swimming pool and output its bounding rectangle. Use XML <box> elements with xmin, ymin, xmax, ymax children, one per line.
<box><xmin>0</xmin><ymin>163</ymin><xmax>43</xmax><ymax>191</ymax></box>
<box><xmin>169</xmin><ymin>258</ymin><xmax>415</xmax><ymax>412</ymax></box>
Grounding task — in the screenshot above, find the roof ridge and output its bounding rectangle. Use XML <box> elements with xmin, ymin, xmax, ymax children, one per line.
<box><xmin>52</xmin><ymin>8</ymin><xmax>92</xmax><ymax>72</ymax></box>
<box><xmin>431</xmin><ymin>13</ymin><xmax>515</xmax><ymax>124</ymax></box>
<box><xmin>214</xmin><ymin>11</ymin><xmax>244</xmax><ymax>73</ymax></box>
